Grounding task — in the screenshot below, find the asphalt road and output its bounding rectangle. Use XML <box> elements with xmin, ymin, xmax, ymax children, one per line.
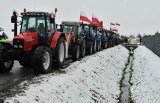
<box><xmin>0</xmin><ymin>58</ymin><xmax>73</xmax><ymax>94</ymax></box>
<box><xmin>0</xmin><ymin>61</ymin><xmax>34</xmax><ymax>92</ymax></box>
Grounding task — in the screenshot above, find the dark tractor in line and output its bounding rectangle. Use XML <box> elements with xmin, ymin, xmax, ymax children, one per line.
<box><xmin>58</xmin><ymin>21</ymin><xmax>86</xmax><ymax>61</ymax></box>
<box><xmin>99</xmin><ymin>28</ymin><xmax>108</xmax><ymax>49</ymax></box>
<box><xmin>79</xmin><ymin>23</ymin><xmax>105</xmax><ymax>55</ymax></box>
<box><xmin>0</xmin><ymin>9</ymin><xmax>69</xmax><ymax>74</ymax></box>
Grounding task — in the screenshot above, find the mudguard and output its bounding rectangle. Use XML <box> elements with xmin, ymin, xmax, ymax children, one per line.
<box><xmin>51</xmin><ymin>32</ymin><xmax>66</xmax><ymax>48</ymax></box>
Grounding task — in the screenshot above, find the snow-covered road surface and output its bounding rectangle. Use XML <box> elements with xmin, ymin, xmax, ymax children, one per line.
<box><xmin>3</xmin><ymin>45</ymin><xmax>129</xmax><ymax>103</ymax></box>
<box><xmin>131</xmin><ymin>46</ymin><xmax>160</xmax><ymax>103</ymax></box>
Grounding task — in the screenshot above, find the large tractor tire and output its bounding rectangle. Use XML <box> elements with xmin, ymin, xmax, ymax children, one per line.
<box><xmin>80</xmin><ymin>40</ymin><xmax>86</xmax><ymax>58</ymax></box>
<box><xmin>97</xmin><ymin>41</ymin><xmax>101</xmax><ymax>51</ymax></box>
<box><xmin>72</xmin><ymin>45</ymin><xmax>80</xmax><ymax>61</ymax></box>
<box><xmin>19</xmin><ymin>58</ymin><xmax>32</xmax><ymax>67</ymax></box>
<box><xmin>93</xmin><ymin>39</ymin><xmax>97</xmax><ymax>53</ymax></box>
<box><xmin>55</xmin><ymin>37</ymin><xmax>66</xmax><ymax>68</ymax></box>
<box><xmin>86</xmin><ymin>41</ymin><xmax>93</xmax><ymax>55</ymax></box>
<box><xmin>102</xmin><ymin>41</ymin><xmax>108</xmax><ymax>49</ymax></box>
<box><xmin>0</xmin><ymin>44</ymin><xmax>13</xmax><ymax>73</ymax></box>
<box><xmin>32</xmin><ymin>46</ymin><xmax>52</xmax><ymax>74</ymax></box>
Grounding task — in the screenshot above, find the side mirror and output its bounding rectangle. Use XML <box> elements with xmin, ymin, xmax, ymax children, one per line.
<box><xmin>11</xmin><ymin>16</ymin><xmax>17</xmax><ymax>23</ymax></box>
<box><xmin>55</xmin><ymin>8</ymin><xmax>57</xmax><ymax>13</ymax></box>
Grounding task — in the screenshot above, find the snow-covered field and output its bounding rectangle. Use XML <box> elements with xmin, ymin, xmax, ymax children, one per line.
<box><xmin>131</xmin><ymin>46</ymin><xmax>160</xmax><ymax>103</ymax></box>
<box><xmin>4</xmin><ymin>45</ymin><xmax>129</xmax><ymax>103</ymax></box>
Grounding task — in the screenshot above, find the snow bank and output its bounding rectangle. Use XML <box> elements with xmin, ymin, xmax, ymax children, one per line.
<box><xmin>131</xmin><ymin>46</ymin><xmax>160</xmax><ymax>103</ymax></box>
<box><xmin>4</xmin><ymin>45</ymin><xmax>129</xmax><ymax>103</ymax></box>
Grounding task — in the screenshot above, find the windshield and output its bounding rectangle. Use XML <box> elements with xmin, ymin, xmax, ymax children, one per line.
<box><xmin>84</xmin><ymin>26</ymin><xmax>89</xmax><ymax>34</ymax></box>
<box><xmin>63</xmin><ymin>26</ymin><xmax>70</xmax><ymax>34</ymax></box>
<box><xmin>20</xmin><ymin>16</ymin><xmax>46</xmax><ymax>35</ymax></box>
<box><xmin>62</xmin><ymin>25</ymin><xmax>74</xmax><ymax>34</ymax></box>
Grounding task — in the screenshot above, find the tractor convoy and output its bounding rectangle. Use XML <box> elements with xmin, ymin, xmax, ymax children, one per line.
<box><xmin>0</xmin><ymin>9</ymin><xmax>127</xmax><ymax>74</ymax></box>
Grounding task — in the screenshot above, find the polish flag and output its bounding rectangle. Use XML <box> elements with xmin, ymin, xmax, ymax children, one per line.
<box><xmin>110</xmin><ymin>22</ymin><xmax>115</xmax><ymax>26</ymax></box>
<box><xmin>98</xmin><ymin>21</ymin><xmax>103</xmax><ymax>28</ymax></box>
<box><xmin>92</xmin><ymin>14</ymin><xmax>99</xmax><ymax>24</ymax></box>
<box><xmin>113</xmin><ymin>28</ymin><xmax>118</xmax><ymax>32</ymax></box>
<box><xmin>80</xmin><ymin>11</ymin><xmax>91</xmax><ymax>24</ymax></box>
<box><xmin>116</xmin><ymin>23</ymin><xmax>120</xmax><ymax>26</ymax></box>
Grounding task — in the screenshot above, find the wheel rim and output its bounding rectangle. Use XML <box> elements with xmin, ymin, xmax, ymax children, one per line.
<box><xmin>82</xmin><ymin>42</ymin><xmax>86</xmax><ymax>56</ymax></box>
<box><xmin>90</xmin><ymin>44</ymin><xmax>92</xmax><ymax>54</ymax></box>
<box><xmin>4</xmin><ymin>60</ymin><xmax>12</xmax><ymax>68</ymax></box>
<box><xmin>100</xmin><ymin>41</ymin><xmax>101</xmax><ymax>50</ymax></box>
<box><xmin>59</xmin><ymin>43</ymin><xmax>65</xmax><ymax>62</ymax></box>
<box><xmin>43</xmin><ymin>52</ymin><xmax>50</xmax><ymax>70</ymax></box>
<box><xmin>77</xmin><ymin>46</ymin><xmax>80</xmax><ymax>59</ymax></box>
<box><xmin>105</xmin><ymin>42</ymin><xmax>107</xmax><ymax>48</ymax></box>
<box><xmin>98</xmin><ymin>43</ymin><xmax>100</xmax><ymax>51</ymax></box>
<box><xmin>94</xmin><ymin>41</ymin><xmax>96</xmax><ymax>52</ymax></box>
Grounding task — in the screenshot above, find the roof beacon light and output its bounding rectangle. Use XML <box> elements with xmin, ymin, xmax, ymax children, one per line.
<box><xmin>55</xmin><ymin>8</ymin><xmax>57</xmax><ymax>13</ymax></box>
<box><xmin>24</xmin><ymin>8</ymin><xmax>26</xmax><ymax>12</ymax></box>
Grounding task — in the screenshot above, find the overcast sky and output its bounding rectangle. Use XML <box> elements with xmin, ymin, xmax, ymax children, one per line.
<box><xmin>0</xmin><ymin>0</ymin><xmax>160</xmax><ymax>39</ymax></box>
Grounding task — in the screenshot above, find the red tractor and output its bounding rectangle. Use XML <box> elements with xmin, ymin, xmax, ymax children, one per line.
<box><xmin>0</xmin><ymin>9</ymin><xmax>68</xmax><ymax>74</ymax></box>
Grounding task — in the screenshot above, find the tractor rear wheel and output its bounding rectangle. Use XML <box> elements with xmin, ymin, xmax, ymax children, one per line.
<box><xmin>102</xmin><ymin>41</ymin><xmax>108</xmax><ymax>49</ymax></box>
<box><xmin>97</xmin><ymin>41</ymin><xmax>100</xmax><ymax>51</ymax></box>
<box><xmin>86</xmin><ymin>41</ymin><xmax>93</xmax><ymax>55</ymax></box>
<box><xmin>97</xmin><ymin>41</ymin><xmax>102</xmax><ymax>51</ymax></box>
<box><xmin>72</xmin><ymin>45</ymin><xmax>80</xmax><ymax>61</ymax></box>
<box><xmin>0</xmin><ymin>44</ymin><xmax>13</xmax><ymax>73</ymax></box>
<box><xmin>55</xmin><ymin>37</ymin><xmax>66</xmax><ymax>68</ymax></box>
<box><xmin>81</xmin><ymin>40</ymin><xmax>86</xmax><ymax>58</ymax></box>
<box><xmin>32</xmin><ymin>46</ymin><xmax>52</xmax><ymax>74</ymax></box>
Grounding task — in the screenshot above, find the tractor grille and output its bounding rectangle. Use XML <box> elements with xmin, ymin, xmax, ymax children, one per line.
<box><xmin>13</xmin><ymin>39</ymin><xmax>24</xmax><ymax>50</ymax></box>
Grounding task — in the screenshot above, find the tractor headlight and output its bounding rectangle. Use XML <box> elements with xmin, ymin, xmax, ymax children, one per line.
<box><xmin>14</xmin><ymin>45</ymin><xmax>18</xmax><ymax>48</ymax></box>
<box><xmin>19</xmin><ymin>45</ymin><xmax>23</xmax><ymax>48</ymax></box>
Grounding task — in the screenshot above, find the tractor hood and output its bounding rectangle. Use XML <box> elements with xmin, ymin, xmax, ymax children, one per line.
<box><xmin>13</xmin><ymin>32</ymin><xmax>39</xmax><ymax>51</ymax></box>
<box><xmin>14</xmin><ymin>32</ymin><xmax>38</xmax><ymax>41</ymax></box>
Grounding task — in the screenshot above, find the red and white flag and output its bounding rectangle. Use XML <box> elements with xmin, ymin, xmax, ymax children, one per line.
<box><xmin>116</xmin><ymin>23</ymin><xmax>120</xmax><ymax>26</ymax></box>
<box><xmin>92</xmin><ymin>14</ymin><xmax>99</xmax><ymax>25</ymax></box>
<box><xmin>80</xmin><ymin>11</ymin><xmax>91</xmax><ymax>24</ymax></box>
<box><xmin>110</xmin><ymin>22</ymin><xmax>115</xmax><ymax>26</ymax></box>
<box><xmin>98</xmin><ymin>21</ymin><xmax>103</xmax><ymax>28</ymax></box>
<box><xmin>113</xmin><ymin>28</ymin><xmax>118</xmax><ymax>32</ymax></box>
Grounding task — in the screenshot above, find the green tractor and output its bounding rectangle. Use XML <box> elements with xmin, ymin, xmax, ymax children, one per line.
<box><xmin>0</xmin><ymin>28</ymin><xmax>8</xmax><ymax>43</ymax></box>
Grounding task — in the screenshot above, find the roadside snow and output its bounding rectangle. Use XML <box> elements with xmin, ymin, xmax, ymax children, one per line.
<box><xmin>4</xmin><ymin>45</ymin><xmax>129</xmax><ymax>103</ymax></box>
<box><xmin>131</xmin><ymin>46</ymin><xmax>160</xmax><ymax>103</ymax></box>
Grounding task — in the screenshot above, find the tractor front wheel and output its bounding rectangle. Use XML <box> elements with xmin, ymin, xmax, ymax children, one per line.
<box><xmin>86</xmin><ymin>41</ymin><xmax>93</xmax><ymax>55</ymax></box>
<box><xmin>55</xmin><ymin>38</ymin><xmax>66</xmax><ymax>68</ymax></box>
<box><xmin>103</xmin><ymin>41</ymin><xmax>108</xmax><ymax>49</ymax></box>
<box><xmin>81</xmin><ymin>40</ymin><xmax>86</xmax><ymax>58</ymax></box>
<box><xmin>0</xmin><ymin>44</ymin><xmax>13</xmax><ymax>73</ymax></box>
<box><xmin>93</xmin><ymin>40</ymin><xmax>97</xmax><ymax>53</ymax></box>
<box><xmin>32</xmin><ymin>46</ymin><xmax>52</xmax><ymax>74</ymax></box>
<box><xmin>72</xmin><ymin>45</ymin><xmax>80</xmax><ymax>61</ymax></box>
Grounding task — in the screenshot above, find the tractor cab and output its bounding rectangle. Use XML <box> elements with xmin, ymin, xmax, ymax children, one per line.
<box><xmin>11</xmin><ymin>11</ymin><xmax>56</xmax><ymax>51</ymax></box>
<box><xmin>20</xmin><ymin>12</ymin><xmax>56</xmax><ymax>42</ymax></box>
